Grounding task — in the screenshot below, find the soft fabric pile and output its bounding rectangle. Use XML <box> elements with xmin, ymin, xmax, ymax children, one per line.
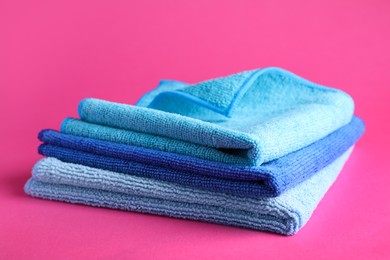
<box><xmin>24</xmin><ymin>67</ymin><xmax>365</xmax><ymax>235</ymax></box>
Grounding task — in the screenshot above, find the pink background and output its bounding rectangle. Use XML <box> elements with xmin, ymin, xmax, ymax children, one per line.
<box><xmin>1</xmin><ymin>0</ymin><xmax>389</xmax><ymax>259</ymax></box>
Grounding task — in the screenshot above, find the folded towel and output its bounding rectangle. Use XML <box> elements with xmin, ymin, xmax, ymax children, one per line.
<box><xmin>25</xmin><ymin>148</ymin><xmax>353</xmax><ymax>235</ymax></box>
<box><xmin>62</xmin><ymin>67</ymin><xmax>354</xmax><ymax>166</ymax></box>
<box><xmin>39</xmin><ymin>116</ymin><xmax>364</xmax><ymax>198</ymax></box>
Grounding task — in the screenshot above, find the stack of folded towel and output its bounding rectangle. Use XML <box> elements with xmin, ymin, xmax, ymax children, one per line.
<box><xmin>24</xmin><ymin>67</ymin><xmax>365</xmax><ymax>235</ymax></box>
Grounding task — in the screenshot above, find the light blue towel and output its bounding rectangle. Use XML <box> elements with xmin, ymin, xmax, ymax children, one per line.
<box><xmin>25</xmin><ymin>148</ymin><xmax>353</xmax><ymax>235</ymax></box>
<box><xmin>63</xmin><ymin>67</ymin><xmax>354</xmax><ymax>165</ymax></box>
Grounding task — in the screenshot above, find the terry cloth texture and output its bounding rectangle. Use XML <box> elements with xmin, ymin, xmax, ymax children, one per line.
<box><xmin>39</xmin><ymin>117</ymin><xmax>365</xmax><ymax>198</ymax></box>
<box><xmin>61</xmin><ymin>67</ymin><xmax>354</xmax><ymax>166</ymax></box>
<box><xmin>25</xmin><ymin>148</ymin><xmax>353</xmax><ymax>236</ymax></box>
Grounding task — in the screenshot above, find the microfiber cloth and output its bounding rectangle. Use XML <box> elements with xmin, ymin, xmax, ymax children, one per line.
<box><xmin>62</xmin><ymin>67</ymin><xmax>354</xmax><ymax>166</ymax></box>
<box><xmin>25</xmin><ymin>148</ymin><xmax>353</xmax><ymax>235</ymax></box>
<box><xmin>38</xmin><ymin>116</ymin><xmax>364</xmax><ymax>197</ymax></box>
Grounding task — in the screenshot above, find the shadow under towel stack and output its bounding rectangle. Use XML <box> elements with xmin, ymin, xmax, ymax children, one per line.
<box><xmin>24</xmin><ymin>67</ymin><xmax>365</xmax><ymax>235</ymax></box>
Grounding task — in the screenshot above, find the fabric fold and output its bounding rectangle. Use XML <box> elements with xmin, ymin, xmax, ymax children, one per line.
<box><xmin>65</xmin><ymin>67</ymin><xmax>354</xmax><ymax>166</ymax></box>
<box><xmin>25</xmin><ymin>148</ymin><xmax>353</xmax><ymax>236</ymax></box>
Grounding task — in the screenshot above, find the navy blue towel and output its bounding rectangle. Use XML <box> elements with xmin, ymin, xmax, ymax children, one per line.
<box><xmin>38</xmin><ymin>116</ymin><xmax>365</xmax><ymax>198</ymax></box>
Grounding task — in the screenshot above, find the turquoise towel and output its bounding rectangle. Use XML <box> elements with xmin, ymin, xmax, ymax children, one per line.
<box><xmin>25</xmin><ymin>148</ymin><xmax>352</xmax><ymax>235</ymax></box>
<box><xmin>62</xmin><ymin>67</ymin><xmax>354</xmax><ymax>165</ymax></box>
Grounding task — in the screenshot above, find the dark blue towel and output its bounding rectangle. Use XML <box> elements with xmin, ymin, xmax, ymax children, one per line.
<box><xmin>38</xmin><ymin>116</ymin><xmax>365</xmax><ymax>198</ymax></box>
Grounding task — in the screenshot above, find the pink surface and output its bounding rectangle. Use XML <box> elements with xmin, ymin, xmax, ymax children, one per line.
<box><xmin>1</xmin><ymin>0</ymin><xmax>389</xmax><ymax>259</ymax></box>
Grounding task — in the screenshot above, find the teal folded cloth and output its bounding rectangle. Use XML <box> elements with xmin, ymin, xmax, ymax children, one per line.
<box><xmin>25</xmin><ymin>148</ymin><xmax>353</xmax><ymax>235</ymax></box>
<box><xmin>62</xmin><ymin>67</ymin><xmax>354</xmax><ymax>165</ymax></box>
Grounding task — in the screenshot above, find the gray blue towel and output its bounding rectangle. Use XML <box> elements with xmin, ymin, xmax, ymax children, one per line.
<box><xmin>25</xmin><ymin>148</ymin><xmax>353</xmax><ymax>236</ymax></box>
<box><xmin>62</xmin><ymin>67</ymin><xmax>354</xmax><ymax>165</ymax></box>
